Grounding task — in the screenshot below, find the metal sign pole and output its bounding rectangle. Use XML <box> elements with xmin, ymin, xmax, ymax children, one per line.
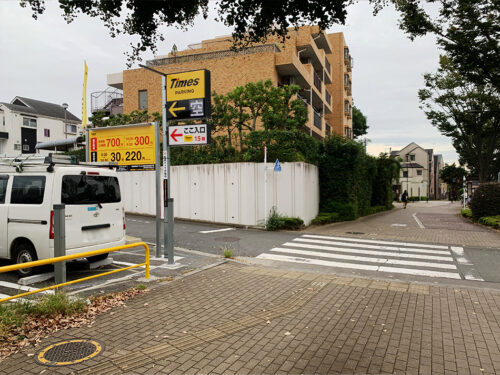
<box><xmin>162</xmin><ymin>75</ymin><xmax>174</xmax><ymax>264</ymax></box>
<box><xmin>155</xmin><ymin>121</ymin><xmax>162</xmax><ymax>258</ymax></box>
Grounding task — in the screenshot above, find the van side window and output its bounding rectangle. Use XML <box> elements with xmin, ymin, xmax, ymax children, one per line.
<box><xmin>11</xmin><ymin>176</ymin><xmax>46</xmax><ymax>204</ymax></box>
<box><xmin>61</xmin><ymin>175</ymin><xmax>121</xmax><ymax>204</ymax></box>
<box><xmin>0</xmin><ymin>175</ymin><xmax>8</xmax><ymax>204</ymax></box>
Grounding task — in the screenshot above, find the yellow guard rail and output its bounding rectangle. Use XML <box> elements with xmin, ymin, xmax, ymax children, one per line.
<box><xmin>0</xmin><ymin>242</ymin><xmax>149</xmax><ymax>303</ymax></box>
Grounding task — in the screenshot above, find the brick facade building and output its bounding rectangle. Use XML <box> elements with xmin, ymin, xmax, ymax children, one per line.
<box><xmin>107</xmin><ymin>26</ymin><xmax>353</xmax><ymax>139</ymax></box>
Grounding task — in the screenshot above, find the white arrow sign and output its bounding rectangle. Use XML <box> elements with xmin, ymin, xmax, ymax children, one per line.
<box><xmin>168</xmin><ymin>124</ymin><xmax>210</xmax><ymax>146</ymax></box>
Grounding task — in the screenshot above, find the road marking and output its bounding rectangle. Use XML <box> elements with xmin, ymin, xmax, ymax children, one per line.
<box><xmin>391</xmin><ymin>224</ymin><xmax>407</xmax><ymax>227</ymax></box>
<box><xmin>270</xmin><ymin>248</ymin><xmax>457</xmax><ymax>269</ymax></box>
<box><xmin>294</xmin><ymin>238</ymin><xmax>451</xmax><ymax>255</ymax></box>
<box><xmin>412</xmin><ymin>213</ymin><xmax>425</xmax><ymax>229</ymax></box>
<box><xmin>199</xmin><ymin>228</ymin><xmax>236</xmax><ymax>234</ymax></box>
<box><xmin>0</xmin><ymin>281</ymin><xmax>54</xmax><ymax>294</ymax></box>
<box><xmin>463</xmin><ymin>273</ymin><xmax>484</xmax><ymax>281</ymax></box>
<box><xmin>301</xmin><ymin>234</ymin><xmax>448</xmax><ymax>249</ymax></box>
<box><xmin>450</xmin><ymin>246</ymin><xmax>473</xmax><ymax>265</ymax></box>
<box><xmin>256</xmin><ymin>253</ymin><xmax>462</xmax><ymax>279</ymax></box>
<box><xmin>284</xmin><ymin>242</ymin><xmax>454</xmax><ymax>261</ymax></box>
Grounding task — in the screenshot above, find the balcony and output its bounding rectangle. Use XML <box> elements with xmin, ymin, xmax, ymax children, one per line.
<box><xmin>325</xmin><ymin>123</ymin><xmax>331</xmax><ymax>135</ymax></box>
<box><xmin>313</xmin><ymin>71</ymin><xmax>322</xmax><ymax>92</ymax></box>
<box><xmin>325</xmin><ymin>57</ymin><xmax>331</xmax><ymax>76</ymax></box>
<box><xmin>344</xmin><ymin>126</ymin><xmax>353</xmax><ymax>139</ymax></box>
<box><xmin>313</xmin><ymin>110</ymin><xmax>322</xmax><ymax>130</ymax></box>
<box><xmin>325</xmin><ymin>90</ymin><xmax>331</xmax><ymax>106</ymax></box>
<box><xmin>91</xmin><ymin>88</ymin><xmax>123</xmax><ymax>115</ymax></box>
<box><xmin>347</xmin><ymin>57</ymin><xmax>353</xmax><ymax>72</ymax></box>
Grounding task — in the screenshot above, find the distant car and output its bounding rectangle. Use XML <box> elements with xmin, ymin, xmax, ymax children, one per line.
<box><xmin>0</xmin><ymin>158</ymin><xmax>126</xmax><ymax>276</ymax></box>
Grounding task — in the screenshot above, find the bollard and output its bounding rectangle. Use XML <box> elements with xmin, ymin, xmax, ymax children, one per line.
<box><xmin>53</xmin><ymin>204</ymin><xmax>66</xmax><ymax>285</ymax></box>
<box><xmin>164</xmin><ymin>198</ymin><xmax>175</xmax><ymax>264</ymax></box>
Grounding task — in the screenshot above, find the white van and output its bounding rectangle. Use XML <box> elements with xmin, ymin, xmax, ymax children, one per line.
<box><xmin>0</xmin><ymin>157</ymin><xmax>126</xmax><ymax>276</ymax></box>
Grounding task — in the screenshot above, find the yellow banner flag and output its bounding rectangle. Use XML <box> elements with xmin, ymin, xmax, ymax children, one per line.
<box><xmin>82</xmin><ymin>61</ymin><xmax>88</xmax><ymax>128</ymax></box>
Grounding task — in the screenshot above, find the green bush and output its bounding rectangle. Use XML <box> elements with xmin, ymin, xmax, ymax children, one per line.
<box><xmin>321</xmin><ymin>200</ymin><xmax>358</xmax><ymax>221</ymax></box>
<box><xmin>408</xmin><ymin>196</ymin><xmax>427</xmax><ymax>202</ymax></box>
<box><xmin>478</xmin><ymin>216</ymin><xmax>500</xmax><ymax>229</ymax></box>
<box><xmin>311</xmin><ymin>212</ymin><xmax>340</xmax><ymax>225</ymax></box>
<box><xmin>461</xmin><ymin>209</ymin><xmax>473</xmax><ymax>218</ymax></box>
<box><xmin>364</xmin><ymin>205</ymin><xmax>389</xmax><ymax>215</ymax></box>
<box><xmin>266</xmin><ymin>208</ymin><xmax>304</xmax><ymax>231</ymax></box>
<box><xmin>470</xmin><ymin>183</ymin><xmax>500</xmax><ymax>219</ymax></box>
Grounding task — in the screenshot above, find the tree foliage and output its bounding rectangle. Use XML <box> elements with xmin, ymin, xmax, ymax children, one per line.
<box><xmin>440</xmin><ymin>163</ymin><xmax>468</xmax><ymax>200</ymax></box>
<box><xmin>383</xmin><ymin>0</ymin><xmax>500</xmax><ymax>92</ymax></box>
<box><xmin>21</xmin><ymin>0</ymin><xmax>349</xmax><ymax>65</ymax></box>
<box><xmin>419</xmin><ymin>56</ymin><xmax>500</xmax><ymax>182</ymax></box>
<box><xmin>352</xmin><ymin>105</ymin><xmax>368</xmax><ymax>138</ymax></box>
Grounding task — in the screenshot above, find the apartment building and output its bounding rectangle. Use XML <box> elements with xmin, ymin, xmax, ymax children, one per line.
<box><xmin>106</xmin><ymin>26</ymin><xmax>353</xmax><ymax>140</ymax></box>
<box><xmin>391</xmin><ymin>142</ymin><xmax>446</xmax><ymax>199</ymax></box>
<box><xmin>0</xmin><ymin>97</ymin><xmax>81</xmax><ymax>155</ymax></box>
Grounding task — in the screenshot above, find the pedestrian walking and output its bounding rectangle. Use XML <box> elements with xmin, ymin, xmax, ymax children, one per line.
<box><xmin>401</xmin><ymin>190</ymin><xmax>408</xmax><ymax>209</ymax></box>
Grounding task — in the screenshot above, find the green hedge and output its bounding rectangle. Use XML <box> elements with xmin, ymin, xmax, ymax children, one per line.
<box><xmin>407</xmin><ymin>196</ymin><xmax>427</xmax><ymax>202</ymax></box>
<box><xmin>311</xmin><ymin>212</ymin><xmax>340</xmax><ymax>225</ymax></box>
<box><xmin>470</xmin><ymin>183</ymin><xmax>500</xmax><ymax>219</ymax></box>
<box><xmin>478</xmin><ymin>216</ymin><xmax>500</xmax><ymax>229</ymax></box>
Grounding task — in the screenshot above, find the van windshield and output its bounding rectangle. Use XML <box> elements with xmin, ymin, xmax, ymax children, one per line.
<box><xmin>62</xmin><ymin>175</ymin><xmax>121</xmax><ymax>205</ymax></box>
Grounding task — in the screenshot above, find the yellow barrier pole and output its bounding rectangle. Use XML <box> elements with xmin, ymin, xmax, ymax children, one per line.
<box><xmin>0</xmin><ymin>242</ymin><xmax>150</xmax><ymax>304</ymax></box>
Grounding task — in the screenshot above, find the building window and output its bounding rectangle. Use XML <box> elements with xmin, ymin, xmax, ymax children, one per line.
<box><xmin>66</xmin><ymin>124</ymin><xmax>77</xmax><ymax>134</ymax></box>
<box><xmin>417</xmin><ymin>170</ymin><xmax>422</xmax><ymax>176</ymax></box>
<box><xmin>410</xmin><ymin>155</ymin><xmax>415</xmax><ymax>161</ymax></box>
<box><xmin>344</xmin><ymin>74</ymin><xmax>349</xmax><ymax>86</ymax></box>
<box><xmin>44</xmin><ymin>129</ymin><xmax>50</xmax><ymax>137</ymax></box>
<box><xmin>344</xmin><ymin>47</ymin><xmax>349</xmax><ymax>60</ymax></box>
<box><xmin>23</xmin><ymin>117</ymin><xmax>37</xmax><ymax>128</ymax></box>
<box><xmin>139</xmin><ymin>90</ymin><xmax>148</xmax><ymax>109</ymax></box>
<box><xmin>14</xmin><ymin>143</ymin><xmax>21</xmax><ymax>151</ymax></box>
<box><xmin>403</xmin><ymin>171</ymin><xmax>408</xmax><ymax>178</ymax></box>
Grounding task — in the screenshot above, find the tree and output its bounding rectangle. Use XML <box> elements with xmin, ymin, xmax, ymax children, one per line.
<box><xmin>440</xmin><ymin>163</ymin><xmax>468</xmax><ymax>200</ymax></box>
<box><xmin>88</xmin><ymin>110</ymin><xmax>160</xmax><ymax>128</ymax></box>
<box><xmin>418</xmin><ymin>56</ymin><xmax>500</xmax><ymax>182</ymax></box>
<box><xmin>261</xmin><ymin>84</ymin><xmax>308</xmax><ymax>131</ymax></box>
<box><xmin>384</xmin><ymin>0</ymin><xmax>500</xmax><ymax>92</ymax></box>
<box><xmin>22</xmin><ymin>0</ymin><xmax>349</xmax><ymax>65</ymax></box>
<box><xmin>352</xmin><ymin>106</ymin><xmax>368</xmax><ymax>138</ymax></box>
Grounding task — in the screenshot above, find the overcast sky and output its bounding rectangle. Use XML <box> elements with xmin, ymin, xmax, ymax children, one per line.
<box><xmin>0</xmin><ymin>1</ymin><xmax>458</xmax><ymax>163</ymax></box>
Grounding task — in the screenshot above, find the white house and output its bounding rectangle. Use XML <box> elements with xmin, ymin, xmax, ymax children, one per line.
<box><xmin>0</xmin><ymin>97</ymin><xmax>82</xmax><ymax>156</ymax></box>
<box><xmin>391</xmin><ymin>142</ymin><xmax>431</xmax><ymax>198</ymax></box>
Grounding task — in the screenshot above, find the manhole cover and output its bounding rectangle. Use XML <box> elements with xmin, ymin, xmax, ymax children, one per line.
<box><xmin>346</xmin><ymin>231</ymin><xmax>365</xmax><ymax>235</ymax></box>
<box><xmin>35</xmin><ymin>339</ymin><xmax>103</xmax><ymax>366</ymax></box>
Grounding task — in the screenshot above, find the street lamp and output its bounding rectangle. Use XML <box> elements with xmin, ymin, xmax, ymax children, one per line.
<box><xmin>62</xmin><ymin>103</ymin><xmax>68</xmax><ymax>139</ymax></box>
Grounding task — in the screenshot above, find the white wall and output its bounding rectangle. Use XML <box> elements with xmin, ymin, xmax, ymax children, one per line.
<box><xmin>117</xmin><ymin>162</ymin><xmax>319</xmax><ymax>226</ymax></box>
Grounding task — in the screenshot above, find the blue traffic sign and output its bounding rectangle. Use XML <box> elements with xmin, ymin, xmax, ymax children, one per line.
<box><xmin>274</xmin><ymin>159</ymin><xmax>282</xmax><ymax>172</ymax></box>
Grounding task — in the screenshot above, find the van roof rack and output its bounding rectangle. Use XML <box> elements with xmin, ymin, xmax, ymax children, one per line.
<box><xmin>0</xmin><ymin>154</ymin><xmax>118</xmax><ymax>172</ymax></box>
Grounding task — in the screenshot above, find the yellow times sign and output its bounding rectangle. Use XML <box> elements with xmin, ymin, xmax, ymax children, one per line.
<box><xmin>166</xmin><ymin>69</ymin><xmax>208</xmax><ymax>101</ymax></box>
<box><xmin>88</xmin><ymin>124</ymin><xmax>155</xmax><ymax>169</ymax></box>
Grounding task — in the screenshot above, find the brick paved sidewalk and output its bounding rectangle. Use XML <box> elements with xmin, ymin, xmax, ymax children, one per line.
<box><xmin>2</xmin><ymin>262</ymin><xmax>500</xmax><ymax>374</ymax></box>
<box><xmin>307</xmin><ymin>202</ymin><xmax>500</xmax><ymax>249</ymax></box>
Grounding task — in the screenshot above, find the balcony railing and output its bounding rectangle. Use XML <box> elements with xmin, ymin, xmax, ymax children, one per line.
<box><xmin>313</xmin><ymin>71</ymin><xmax>322</xmax><ymax>91</ymax></box>
<box><xmin>325</xmin><ymin>90</ymin><xmax>331</xmax><ymax>105</ymax></box>
<box><xmin>313</xmin><ymin>110</ymin><xmax>322</xmax><ymax>129</ymax></box>
<box><xmin>147</xmin><ymin>44</ymin><xmax>280</xmax><ymax>66</ymax></box>
<box><xmin>91</xmin><ymin>88</ymin><xmax>123</xmax><ymax>115</ymax></box>
<box><xmin>325</xmin><ymin>57</ymin><xmax>331</xmax><ymax>75</ymax></box>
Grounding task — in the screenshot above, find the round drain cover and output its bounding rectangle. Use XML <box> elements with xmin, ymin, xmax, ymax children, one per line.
<box><xmin>35</xmin><ymin>339</ymin><xmax>103</xmax><ymax>366</ymax></box>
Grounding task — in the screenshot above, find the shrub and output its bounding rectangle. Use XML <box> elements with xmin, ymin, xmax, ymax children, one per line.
<box><xmin>461</xmin><ymin>209</ymin><xmax>472</xmax><ymax>218</ymax></box>
<box><xmin>408</xmin><ymin>196</ymin><xmax>427</xmax><ymax>202</ymax></box>
<box><xmin>478</xmin><ymin>216</ymin><xmax>500</xmax><ymax>229</ymax></box>
<box><xmin>364</xmin><ymin>206</ymin><xmax>389</xmax><ymax>215</ymax></box>
<box><xmin>266</xmin><ymin>207</ymin><xmax>304</xmax><ymax>231</ymax></box>
<box><xmin>311</xmin><ymin>212</ymin><xmax>340</xmax><ymax>225</ymax></box>
<box><xmin>322</xmin><ymin>201</ymin><xmax>358</xmax><ymax>221</ymax></box>
<box><xmin>222</xmin><ymin>247</ymin><xmax>234</xmax><ymax>258</ymax></box>
<box><xmin>470</xmin><ymin>183</ymin><xmax>500</xmax><ymax>219</ymax></box>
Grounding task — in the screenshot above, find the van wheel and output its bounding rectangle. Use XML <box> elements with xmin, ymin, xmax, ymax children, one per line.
<box><xmin>14</xmin><ymin>243</ymin><xmax>38</xmax><ymax>277</ymax></box>
<box><xmin>86</xmin><ymin>253</ymin><xmax>109</xmax><ymax>263</ymax></box>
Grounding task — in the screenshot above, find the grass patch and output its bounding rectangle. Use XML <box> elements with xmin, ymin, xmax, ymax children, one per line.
<box><xmin>478</xmin><ymin>215</ymin><xmax>500</xmax><ymax>229</ymax></box>
<box><xmin>222</xmin><ymin>247</ymin><xmax>234</xmax><ymax>258</ymax></box>
<box><xmin>0</xmin><ymin>292</ymin><xmax>85</xmax><ymax>336</ymax></box>
<box><xmin>136</xmin><ymin>284</ymin><xmax>147</xmax><ymax>291</ymax></box>
<box><xmin>461</xmin><ymin>209</ymin><xmax>472</xmax><ymax>218</ymax></box>
<box><xmin>266</xmin><ymin>207</ymin><xmax>304</xmax><ymax>231</ymax></box>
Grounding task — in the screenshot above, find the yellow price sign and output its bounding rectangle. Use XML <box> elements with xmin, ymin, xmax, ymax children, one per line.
<box><xmin>88</xmin><ymin>124</ymin><xmax>155</xmax><ymax>170</ymax></box>
<box><xmin>166</xmin><ymin>69</ymin><xmax>209</xmax><ymax>101</ymax></box>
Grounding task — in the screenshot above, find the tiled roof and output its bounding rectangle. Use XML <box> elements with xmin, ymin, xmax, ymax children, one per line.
<box><xmin>3</xmin><ymin>97</ymin><xmax>80</xmax><ymax>122</ymax></box>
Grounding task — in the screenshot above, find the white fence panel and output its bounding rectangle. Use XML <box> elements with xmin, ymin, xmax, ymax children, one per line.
<box><xmin>117</xmin><ymin>162</ymin><xmax>318</xmax><ymax>226</ymax></box>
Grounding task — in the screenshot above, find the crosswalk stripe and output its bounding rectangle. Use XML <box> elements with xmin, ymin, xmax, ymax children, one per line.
<box><xmin>256</xmin><ymin>253</ymin><xmax>462</xmax><ymax>279</ymax></box>
<box><xmin>301</xmin><ymin>234</ymin><xmax>449</xmax><ymax>250</ymax></box>
<box><xmin>286</xmin><ymin>241</ymin><xmax>453</xmax><ymax>259</ymax></box>
<box><xmin>271</xmin><ymin>248</ymin><xmax>457</xmax><ymax>270</ymax></box>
